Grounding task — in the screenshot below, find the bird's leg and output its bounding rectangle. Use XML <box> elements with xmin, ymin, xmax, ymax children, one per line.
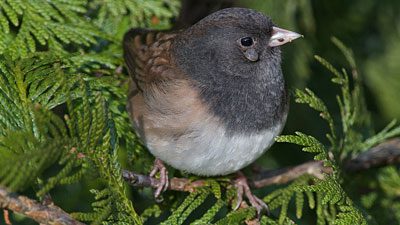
<box><xmin>233</xmin><ymin>171</ymin><xmax>268</xmax><ymax>217</ymax></box>
<box><xmin>149</xmin><ymin>158</ymin><xmax>169</xmax><ymax>201</ymax></box>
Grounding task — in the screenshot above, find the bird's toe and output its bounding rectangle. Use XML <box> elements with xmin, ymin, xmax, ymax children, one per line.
<box><xmin>150</xmin><ymin>159</ymin><xmax>169</xmax><ymax>201</ymax></box>
<box><xmin>233</xmin><ymin>172</ymin><xmax>269</xmax><ymax>218</ymax></box>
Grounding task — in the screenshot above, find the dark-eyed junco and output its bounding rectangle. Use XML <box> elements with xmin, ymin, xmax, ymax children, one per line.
<box><xmin>123</xmin><ymin>7</ymin><xmax>301</xmax><ymax>213</ymax></box>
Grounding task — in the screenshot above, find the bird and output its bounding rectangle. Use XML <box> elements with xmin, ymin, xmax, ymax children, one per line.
<box><xmin>123</xmin><ymin>7</ymin><xmax>301</xmax><ymax>214</ymax></box>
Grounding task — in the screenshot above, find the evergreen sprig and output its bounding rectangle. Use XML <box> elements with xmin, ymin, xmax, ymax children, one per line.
<box><xmin>90</xmin><ymin>0</ymin><xmax>181</xmax><ymax>34</ymax></box>
<box><xmin>271</xmin><ymin>38</ymin><xmax>400</xmax><ymax>224</ymax></box>
<box><xmin>0</xmin><ymin>0</ymin><xmax>105</xmax><ymax>58</ymax></box>
<box><xmin>0</xmin><ymin>54</ymin><xmax>80</xmax><ymax>192</ymax></box>
<box><xmin>0</xmin><ymin>1</ymin><xmax>181</xmax><ymax>224</ymax></box>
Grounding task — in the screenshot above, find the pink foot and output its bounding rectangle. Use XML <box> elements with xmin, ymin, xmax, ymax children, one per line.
<box><xmin>150</xmin><ymin>159</ymin><xmax>169</xmax><ymax>200</ymax></box>
<box><xmin>234</xmin><ymin>172</ymin><xmax>268</xmax><ymax>217</ymax></box>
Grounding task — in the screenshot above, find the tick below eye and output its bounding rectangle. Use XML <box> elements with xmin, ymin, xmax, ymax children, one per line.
<box><xmin>240</xmin><ymin>37</ymin><xmax>254</xmax><ymax>47</ymax></box>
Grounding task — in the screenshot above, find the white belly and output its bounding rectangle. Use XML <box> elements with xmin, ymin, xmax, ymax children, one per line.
<box><xmin>146</xmin><ymin>118</ymin><xmax>284</xmax><ymax>176</ymax></box>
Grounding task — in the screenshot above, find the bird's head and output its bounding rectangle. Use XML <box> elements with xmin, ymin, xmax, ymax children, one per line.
<box><xmin>173</xmin><ymin>7</ymin><xmax>302</xmax><ymax>81</ymax></box>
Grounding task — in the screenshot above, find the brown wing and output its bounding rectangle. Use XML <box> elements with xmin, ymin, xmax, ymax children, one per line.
<box><xmin>123</xmin><ymin>28</ymin><xmax>181</xmax><ymax>90</ymax></box>
<box><xmin>124</xmin><ymin>28</ymin><xmax>201</xmax><ymax>142</ymax></box>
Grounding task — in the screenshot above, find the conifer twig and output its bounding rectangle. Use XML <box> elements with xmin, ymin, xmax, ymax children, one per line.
<box><xmin>122</xmin><ymin>170</ymin><xmax>206</xmax><ymax>192</ymax></box>
<box><xmin>123</xmin><ymin>138</ymin><xmax>400</xmax><ymax>191</ymax></box>
<box><xmin>0</xmin><ymin>187</ymin><xmax>84</xmax><ymax>225</ymax></box>
<box><xmin>344</xmin><ymin>138</ymin><xmax>400</xmax><ymax>172</ymax></box>
<box><xmin>251</xmin><ymin>161</ymin><xmax>332</xmax><ymax>188</ymax></box>
<box><xmin>122</xmin><ymin>161</ymin><xmax>331</xmax><ymax>191</ymax></box>
<box><xmin>1</xmin><ymin>138</ymin><xmax>396</xmax><ymax>225</ymax></box>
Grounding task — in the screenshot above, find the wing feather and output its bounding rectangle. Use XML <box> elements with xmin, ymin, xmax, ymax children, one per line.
<box><xmin>123</xmin><ymin>28</ymin><xmax>180</xmax><ymax>89</ymax></box>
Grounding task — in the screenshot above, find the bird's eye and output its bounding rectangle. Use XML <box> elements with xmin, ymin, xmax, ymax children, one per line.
<box><xmin>240</xmin><ymin>37</ymin><xmax>254</xmax><ymax>47</ymax></box>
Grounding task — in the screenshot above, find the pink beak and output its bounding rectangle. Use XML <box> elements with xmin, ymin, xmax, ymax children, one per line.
<box><xmin>268</xmin><ymin>26</ymin><xmax>303</xmax><ymax>47</ymax></box>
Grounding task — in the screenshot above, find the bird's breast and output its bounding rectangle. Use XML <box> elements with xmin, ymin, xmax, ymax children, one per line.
<box><xmin>145</xmin><ymin>113</ymin><xmax>285</xmax><ymax>176</ymax></box>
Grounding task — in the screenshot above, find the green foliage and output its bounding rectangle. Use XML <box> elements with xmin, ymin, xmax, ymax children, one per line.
<box><xmin>0</xmin><ymin>1</ymin><xmax>399</xmax><ymax>225</ymax></box>
<box><xmin>161</xmin><ymin>189</ymin><xmax>210</xmax><ymax>225</ymax></box>
<box><xmin>0</xmin><ymin>0</ymin><xmax>105</xmax><ymax>58</ymax></box>
<box><xmin>294</xmin><ymin>88</ymin><xmax>336</xmax><ymax>142</ymax></box>
<box><xmin>0</xmin><ymin>54</ymin><xmax>76</xmax><ymax>192</ymax></box>
<box><xmin>214</xmin><ymin>207</ymin><xmax>256</xmax><ymax>225</ymax></box>
<box><xmin>67</xmin><ymin>92</ymin><xmax>141</xmax><ymax>224</ymax></box>
<box><xmin>263</xmin><ymin>175</ymin><xmax>313</xmax><ymax>223</ymax></box>
<box><xmin>276</xmin><ymin>133</ymin><xmax>332</xmax><ymax>168</ymax></box>
<box><xmin>365</xmin><ymin>38</ymin><xmax>400</xmax><ymax>120</ymax></box>
<box><xmin>357</xmin><ymin>165</ymin><xmax>400</xmax><ymax>224</ymax></box>
<box><xmin>272</xmin><ymin>39</ymin><xmax>400</xmax><ymax>224</ymax></box>
<box><xmin>90</xmin><ymin>0</ymin><xmax>180</xmax><ymax>34</ymax></box>
<box><xmin>192</xmin><ymin>199</ymin><xmax>224</xmax><ymax>224</ymax></box>
<box><xmin>0</xmin><ymin>0</ymin><xmax>180</xmax><ymax>224</ymax></box>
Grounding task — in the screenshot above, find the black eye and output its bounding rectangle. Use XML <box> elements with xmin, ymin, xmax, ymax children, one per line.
<box><xmin>240</xmin><ymin>37</ymin><xmax>254</xmax><ymax>47</ymax></box>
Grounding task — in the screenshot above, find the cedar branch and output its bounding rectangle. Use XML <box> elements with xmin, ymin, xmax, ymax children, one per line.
<box><xmin>0</xmin><ymin>188</ymin><xmax>84</xmax><ymax>225</ymax></box>
<box><xmin>1</xmin><ymin>139</ymin><xmax>398</xmax><ymax>224</ymax></box>
<box><xmin>344</xmin><ymin>138</ymin><xmax>400</xmax><ymax>172</ymax></box>
<box><xmin>123</xmin><ymin>138</ymin><xmax>400</xmax><ymax>191</ymax></box>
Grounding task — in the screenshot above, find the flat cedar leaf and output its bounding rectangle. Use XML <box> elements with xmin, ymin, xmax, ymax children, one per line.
<box><xmin>334</xmin><ymin>206</ymin><xmax>367</xmax><ymax>225</ymax></box>
<box><xmin>276</xmin><ymin>132</ymin><xmax>321</xmax><ymax>147</ymax></box>
<box><xmin>192</xmin><ymin>199</ymin><xmax>224</xmax><ymax>225</ymax></box>
<box><xmin>295</xmin><ymin>191</ymin><xmax>304</xmax><ymax>219</ymax></box>
<box><xmin>302</xmin><ymin>146</ymin><xmax>323</xmax><ymax>153</ymax></box>
<box><xmin>0</xmin><ymin>0</ymin><xmax>111</xmax><ymax>59</ymax></box>
<box><xmin>314</xmin><ymin>55</ymin><xmax>342</xmax><ymax>79</ymax></box>
<box><xmin>331</xmin><ymin>37</ymin><xmax>357</xmax><ymax>69</ymax></box>
<box><xmin>295</xmin><ymin>88</ymin><xmax>327</xmax><ymax>113</ymax></box>
<box><xmin>306</xmin><ymin>191</ymin><xmax>315</xmax><ymax>209</ymax></box>
<box><xmin>276</xmin><ymin>132</ymin><xmax>326</xmax><ymax>157</ymax></box>
<box><xmin>331</xmin><ymin>77</ymin><xmax>345</xmax><ymax>84</ymax></box>
<box><xmin>207</xmin><ymin>179</ymin><xmax>222</xmax><ymax>199</ymax></box>
<box><xmin>214</xmin><ymin>207</ymin><xmax>256</xmax><ymax>225</ymax></box>
<box><xmin>314</xmin><ymin>153</ymin><xmax>327</xmax><ymax>161</ymax></box>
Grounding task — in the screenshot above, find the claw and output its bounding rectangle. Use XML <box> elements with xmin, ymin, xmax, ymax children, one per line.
<box><xmin>234</xmin><ymin>172</ymin><xmax>269</xmax><ymax>217</ymax></box>
<box><xmin>234</xmin><ymin>181</ymin><xmax>244</xmax><ymax>210</ymax></box>
<box><xmin>150</xmin><ymin>159</ymin><xmax>169</xmax><ymax>200</ymax></box>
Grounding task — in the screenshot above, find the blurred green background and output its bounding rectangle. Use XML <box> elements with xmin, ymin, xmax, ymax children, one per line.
<box><xmin>241</xmin><ymin>1</ymin><xmax>400</xmax><ymax>223</ymax></box>
<box><xmin>240</xmin><ymin>0</ymin><xmax>400</xmax><ymax>166</ymax></box>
